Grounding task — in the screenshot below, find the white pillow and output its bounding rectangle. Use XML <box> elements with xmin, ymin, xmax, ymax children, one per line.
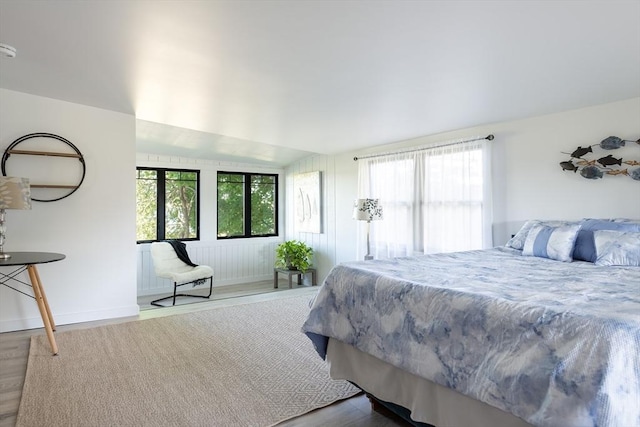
<box><xmin>505</xmin><ymin>220</ymin><xmax>540</xmax><ymax>250</ymax></box>
<box><xmin>594</xmin><ymin>230</ymin><xmax>640</xmax><ymax>267</ymax></box>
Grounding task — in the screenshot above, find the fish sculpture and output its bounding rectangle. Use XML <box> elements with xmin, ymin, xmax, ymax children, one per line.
<box><xmin>559</xmin><ymin>160</ymin><xmax>578</xmax><ymax>173</ymax></box>
<box><xmin>580</xmin><ymin>165</ymin><xmax>604</xmax><ymax>179</ymax></box>
<box><xmin>597</xmin><ymin>154</ymin><xmax>623</xmax><ymax>167</ymax></box>
<box><xmin>570</xmin><ymin>146</ymin><xmax>593</xmax><ymax>158</ymax></box>
<box><xmin>599</xmin><ymin>136</ymin><xmax>640</xmax><ymax>149</ymax></box>
<box><xmin>560</xmin><ymin>137</ymin><xmax>640</xmax><ymax>179</ymax></box>
<box><xmin>605</xmin><ymin>169</ymin><xmax>628</xmax><ymax>176</ymax></box>
<box><xmin>599</xmin><ymin>136</ymin><xmax>626</xmax><ymax>150</ymax></box>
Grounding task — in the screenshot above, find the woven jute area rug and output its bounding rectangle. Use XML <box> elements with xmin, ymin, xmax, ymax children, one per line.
<box><xmin>17</xmin><ymin>295</ymin><xmax>360</xmax><ymax>426</ymax></box>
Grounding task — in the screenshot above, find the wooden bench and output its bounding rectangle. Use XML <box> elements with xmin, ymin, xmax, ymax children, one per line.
<box><xmin>273</xmin><ymin>268</ymin><xmax>317</xmax><ymax>288</ymax></box>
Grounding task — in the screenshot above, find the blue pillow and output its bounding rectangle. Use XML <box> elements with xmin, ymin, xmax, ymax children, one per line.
<box><xmin>573</xmin><ymin>219</ymin><xmax>640</xmax><ymax>262</ymax></box>
<box><xmin>594</xmin><ymin>230</ymin><xmax>640</xmax><ymax>266</ymax></box>
<box><xmin>522</xmin><ymin>223</ymin><xmax>582</xmax><ymax>262</ymax></box>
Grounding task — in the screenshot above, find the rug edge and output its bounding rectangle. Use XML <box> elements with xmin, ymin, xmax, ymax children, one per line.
<box><xmin>14</xmin><ymin>335</ymin><xmax>36</xmax><ymax>427</ymax></box>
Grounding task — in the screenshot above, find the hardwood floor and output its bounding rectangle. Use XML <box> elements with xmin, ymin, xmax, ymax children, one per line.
<box><xmin>0</xmin><ymin>280</ymin><xmax>406</xmax><ymax>427</ymax></box>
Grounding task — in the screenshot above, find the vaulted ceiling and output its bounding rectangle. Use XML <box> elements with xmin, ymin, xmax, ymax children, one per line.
<box><xmin>1</xmin><ymin>1</ymin><xmax>639</xmax><ymax>166</ymax></box>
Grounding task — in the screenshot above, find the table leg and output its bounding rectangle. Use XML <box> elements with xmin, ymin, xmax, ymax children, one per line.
<box><xmin>27</xmin><ymin>265</ymin><xmax>58</xmax><ymax>355</ymax></box>
<box><xmin>273</xmin><ymin>270</ymin><xmax>278</xmax><ymax>289</ymax></box>
<box><xmin>30</xmin><ymin>265</ymin><xmax>56</xmax><ymax>331</ymax></box>
<box><xmin>288</xmin><ymin>274</ymin><xmax>293</xmax><ymax>289</ymax></box>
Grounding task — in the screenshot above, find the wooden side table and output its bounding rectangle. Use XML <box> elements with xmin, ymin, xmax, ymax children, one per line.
<box><xmin>273</xmin><ymin>268</ymin><xmax>317</xmax><ymax>289</ymax></box>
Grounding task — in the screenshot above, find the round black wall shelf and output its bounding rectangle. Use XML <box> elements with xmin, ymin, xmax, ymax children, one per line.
<box><xmin>1</xmin><ymin>133</ymin><xmax>86</xmax><ymax>202</ymax></box>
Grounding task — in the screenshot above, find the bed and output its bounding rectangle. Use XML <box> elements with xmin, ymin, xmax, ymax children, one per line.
<box><xmin>301</xmin><ymin>220</ymin><xmax>640</xmax><ymax>427</ymax></box>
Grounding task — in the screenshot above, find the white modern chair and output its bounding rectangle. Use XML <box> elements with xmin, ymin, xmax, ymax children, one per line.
<box><xmin>149</xmin><ymin>241</ymin><xmax>214</xmax><ymax>307</ymax></box>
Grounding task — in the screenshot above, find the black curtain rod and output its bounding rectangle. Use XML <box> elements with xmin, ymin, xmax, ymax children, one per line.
<box><xmin>353</xmin><ymin>134</ymin><xmax>494</xmax><ymax>161</ymax></box>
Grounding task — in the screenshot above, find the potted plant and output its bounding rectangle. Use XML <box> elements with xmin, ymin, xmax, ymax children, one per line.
<box><xmin>275</xmin><ymin>240</ymin><xmax>313</xmax><ymax>273</ymax></box>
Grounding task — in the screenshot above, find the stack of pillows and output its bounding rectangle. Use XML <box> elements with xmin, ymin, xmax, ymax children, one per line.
<box><xmin>506</xmin><ymin>218</ymin><xmax>640</xmax><ymax>266</ymax></box>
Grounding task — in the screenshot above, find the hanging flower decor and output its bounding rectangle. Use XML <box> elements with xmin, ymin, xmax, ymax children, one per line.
<box><xmin>559</xmin><ymin>136</ymin><xmax>640</xmax><ymax>180</ymax></box>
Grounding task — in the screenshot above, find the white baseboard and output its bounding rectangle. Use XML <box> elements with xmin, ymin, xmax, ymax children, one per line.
<box><xmin>0</xmin><ymin>304</ymin><xmax>140</xmax><ymax>333</ymax></box>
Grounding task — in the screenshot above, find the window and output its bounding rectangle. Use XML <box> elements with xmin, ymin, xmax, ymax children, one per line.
<box><xmin>217</xmin><ymin>172</ymin><xmax>278</xmax><ymax>238</ymax></box>
<box><xmin>136</xmin><ymin>167</ymin><xmax>200</xmax><ymax>242</ymax></box>
<box><xmin>357</xmin><ymin>139</ymin><xmax>491</xmax><ymax>258</ymax></box>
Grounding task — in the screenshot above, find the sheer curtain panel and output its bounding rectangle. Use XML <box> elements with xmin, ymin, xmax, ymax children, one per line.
<box><xmin>357</xmin><ymin>138</ymin><xmax>492</xmax><ymax>259</ymax></box>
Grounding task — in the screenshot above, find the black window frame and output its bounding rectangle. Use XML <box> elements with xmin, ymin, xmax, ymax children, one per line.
<box><xmin>217</xmin><ymin>171</ymin><xmax>279</xmax><ymax>239</ymax></box>
<box><xmin>136</xmin><ymin>166</ymin><xmax>201</xmax><ymax>243</ymax></box>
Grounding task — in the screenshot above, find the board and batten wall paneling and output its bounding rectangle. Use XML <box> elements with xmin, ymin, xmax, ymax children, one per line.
<box><xmin>137</xmin><ymin>240</ymin><xmax>280</xmax><ymax>295</ymax></box>
<box><xmin>285</xmin><ymin>154</ymin><xmax>338</xmax><ymax>284</ymax></box>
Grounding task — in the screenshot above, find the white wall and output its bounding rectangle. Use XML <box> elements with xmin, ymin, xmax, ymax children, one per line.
<box><xmin>491</xmin><ymin>98</ymin><xmax>640</xmax><ymax>240</ymax></box>
<box><xmin>136</xmin><ymin>153</ymin><xmax>285</xmax><ymax>294</ymax></box>
<box><xmin>287</xmin><ymin>98</ymin><xmax>640</xmax><ymax>282</ymax></box>
<box><xmin>0</xmin><ymin>89</ymin><xmax>138</xmax><ymax>332</ymax></box>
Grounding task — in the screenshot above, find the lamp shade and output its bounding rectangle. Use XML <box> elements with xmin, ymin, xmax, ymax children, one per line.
<box><xmin>353</xmin><ymin>198</ymin><xmax>383</xmax><ymax>221</ymax></box>
<box><xmin>0</xmin><ymin>177</ymin><xmax>31</xmax><ymax>210</ymax></box>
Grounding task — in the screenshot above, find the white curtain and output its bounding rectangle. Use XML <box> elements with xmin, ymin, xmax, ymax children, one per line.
<box><xmin>357</xmin><ymin>138</ymin><xmax>492</xmax><ymax>259</ymax></box>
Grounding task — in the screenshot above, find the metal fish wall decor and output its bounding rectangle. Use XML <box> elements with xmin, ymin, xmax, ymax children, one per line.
<box><xmin>560</xmin><ymin>136</ymin><xmax>640</xmax><ymax>180</ymax></box>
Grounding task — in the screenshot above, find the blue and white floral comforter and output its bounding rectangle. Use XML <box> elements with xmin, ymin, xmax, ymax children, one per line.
<box><xmin>302</xmin><ymin>247</ymin><xmax>640</xmax><ymax>427</ymax></box>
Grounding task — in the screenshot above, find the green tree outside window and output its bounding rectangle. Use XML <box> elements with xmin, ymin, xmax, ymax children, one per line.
<box><xmin>217</xmin><ymin>172</ymin><xmax>278</xmax><ymax>238</ymax></box>
<box><xmin>136</xmin><ymin>168</ymin><xmax>199</xmax><ymax>242</ymax></box>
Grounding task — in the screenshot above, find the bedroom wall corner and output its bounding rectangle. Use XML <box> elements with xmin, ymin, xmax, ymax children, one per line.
<box><xmin>284</xmin><ymin>154</ymin><xmax>352</xmax><ymax>283</ymax></box>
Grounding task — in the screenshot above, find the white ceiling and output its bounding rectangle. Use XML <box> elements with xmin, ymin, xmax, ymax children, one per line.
<box><xmin>1</xmin><ymin>1</ymin><xmax>639</xmax><ymax>166</ymax></box>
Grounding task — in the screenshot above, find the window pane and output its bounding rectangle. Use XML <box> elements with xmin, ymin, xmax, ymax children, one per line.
<box><xmin>217</xmin><ymin>172</ymin><xmax>277</xmax><ymax>239</ymax></box>
<box><xmin>217</xmin><ymin>173</ymin><xmax>245</xmax><ymax>237</ymax></box>
<box><xmin>250</xmin><ymin>175</ymin><xmax>276</xmax><ymax>236</ymax></box>
<box><xmin>180</xmin><ymin>171</ymin><xmax>197</xmax><ymax>181</ymax></box>
<box><xmin>136</xmin><ymin>168</ymin><xmax>200</xmax><ymax>243</ymax></box>
<box><xmin>138</xmin><ymin>169</ymin><xmax>157</xmax><ymax>180</ymax></box>
<box><xmin>165</xmin><ymin>173</ymin><xmax>198</xmax><ymax>239</ymax></box>
<box><xmin>136</xmin><ymin>170</ymin><xmax>158</xmax><ymax>241</ymax></box>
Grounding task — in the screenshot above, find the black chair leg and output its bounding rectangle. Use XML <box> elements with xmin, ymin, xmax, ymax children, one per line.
<box><xmin>150</xmin><ymin>276</ymin><xmax>214</xmax><ymax>307</ymax></box>
<box><xmin>204</xmin><ymin>276</ymin><xmax>213</xmax><ymax>298</ymax></box>
<box><xmin>173</xmin><ymin>283</ymin><xmax>178</xmax><ymax>306</ymax></box>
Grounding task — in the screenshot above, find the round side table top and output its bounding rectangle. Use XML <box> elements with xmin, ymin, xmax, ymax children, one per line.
<box><xmin>0</xmin><ymin>252</ymin><xmax>66</xmax><ymax>267</ymax></box>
